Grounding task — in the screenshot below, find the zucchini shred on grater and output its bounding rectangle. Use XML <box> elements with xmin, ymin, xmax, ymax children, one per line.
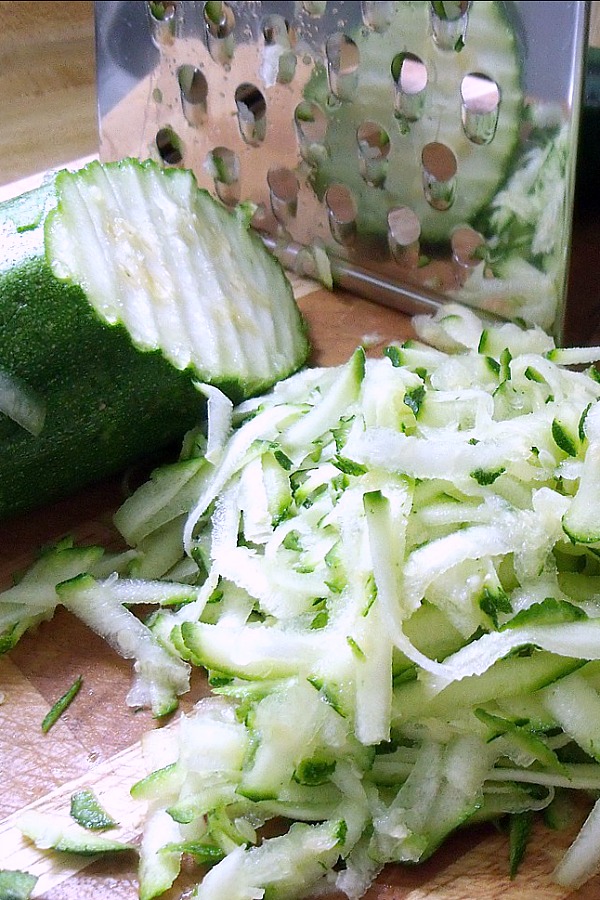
<box><xmin>95</xmin><ymin>1</ymin><xmax>589</xmax><ymax>340</ymax></box>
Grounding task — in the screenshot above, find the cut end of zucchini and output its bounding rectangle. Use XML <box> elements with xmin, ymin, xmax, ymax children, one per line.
<box><xmin>0</xmin><ymin>157</ymin><xmax>310</xmax><ymax>519</ymax></box>
<box><xmin>45</xmin><ymin>158</ymin><xmax>310</xmax><ymax>401</ymax></box>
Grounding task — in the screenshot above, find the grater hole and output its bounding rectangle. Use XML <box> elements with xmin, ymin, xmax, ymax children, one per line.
<box><xmin>460</xmin><ymin>73</ymin><xmax>500</xmax><ymax>145</ymax></box>
<box><xmin>429</xmin><ymin>0</ymin><xmax>471</xmax><ymax>52</ymax></box>
<box><xmin>147</xmin><ymin>1</ymin><xmax>178</xmax><ymax>47</ymax></box>
<box><xmin>148</xmin><ymin>0</ymin><xmax>177</xmax><ymax>18</ymax></box>
<box><xmin>294</xmin><ymin>101</ymin><xmax>327</xmax><ymax>144</ymax></box>
<box><xmin>421</xmin><ymin>142</ymin><xmax>457</xmax><ymax>211</ymax></box>
<box><xmin>325</xmin><ymin>184</ymin><xmax>357</xmax><ymax>246</ymax></box>
<box><xmin>361</xmin><ymin>1</ymin><xmax>394</xmax><ymax>33</ymax></box>
<box><xmin>356</xmin><ymin>121</ymin><xmax>390</xmax><ymax>188</ymax></box>
<box><xmin>262</xmin><ymin>15</ymin><xmax>297</xmax><ymax>85</ymax></box>
<box><xmin>431</xmin><ymin>0</ymin><xmax>471</xmax><ymax>21</ymax></box>
<box><xmin>326</xmin><ymin>34</ymin><xmax>360</xmax><ymax>102</ymax></box>
<box><xmin>388</xmin><ymin>206</ymin><xmax>421</xmax><ymax>268</ymax></box>
<box><xmin>267</xmin><ymin>167</ymin><xmax>299</xmax><ymax>225</ymax></box>
<box><xmin>203</xmin><ymin>1</ymin><xmax>235</xmax><ymax>38</ymax></box>
<box><xmin>302</xmin><ymin>1</ymin><xmax>327</xmax><ymax>17</ymax></box>
<box><xmin>178</xmin><ymin>65</ymin><xmax>208</xmax><ymax>126</ymax></box>
<box><xmin>294</xmin><ymin>101</ymin><xmax>328</xmax><ymax>164</ymax></box>
<box><xmin>249</xmin><ymin>203</ymin><xmax>270</xmax><ymax>232</ymax></box>
<box><xmin>204</xmin><ymin>1</ymin><xmax>236</xmax><ymax>64</ymax></box>
<box><xmin>235</xmin><ymin>83</ymin><xmax>267</xmax><ymax>146</ymax></box>
<box><xmin>263</xmin><ymin>14</ymin><xmax>292</xmax><ymax>46</ymax></box>
<box><xmin>391</xmin><ymin>52</ymin><xmax>428</xmax><ymax>124</ymax></box>
<box><xmin>156</xmin><ymin>127</ymin><xmax>184</xmax><ymax>165</ymax></box>
<box><xmin>451</xmin><ymin>225</ymin><xmax>486</xmax><ymax>269</ymax></box>
<box><xmin>206</xmin><ymin>146</ymin><xmax>240</xmax><ymax>205</ymax></box>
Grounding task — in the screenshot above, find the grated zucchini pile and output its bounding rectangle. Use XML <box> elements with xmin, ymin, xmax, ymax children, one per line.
<box><xmin>6</xmin><ymin>304</ymin><xmax>600</xmax><ymax>897</ymax></box>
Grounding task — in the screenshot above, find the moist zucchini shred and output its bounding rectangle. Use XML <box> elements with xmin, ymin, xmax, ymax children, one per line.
<box><xmin>0</xmin><ymin>158</ymin><xmax>310</xmax><ymax>519</ymax></box>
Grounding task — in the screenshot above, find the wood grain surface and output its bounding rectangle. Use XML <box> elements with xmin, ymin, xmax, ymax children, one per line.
<box><xmin>1</xmin><ymin>279</ymin><xmax>600</xmax><ymax>900</ymax></box>
<box><xmin>0</xmin><ymin>1</ymin><xmax>98</xmax><ymax>187</ymax></box>
<box><xmin>3</xmin><ymin>3</ymin><xmax>600</xmax><ymax>899</ymax></box>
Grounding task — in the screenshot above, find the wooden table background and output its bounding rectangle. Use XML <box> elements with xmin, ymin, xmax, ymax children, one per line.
<box><xmin>2</xmin><ymin>3</ymin><xmax>600</xmax><ymax>899</ymax></box>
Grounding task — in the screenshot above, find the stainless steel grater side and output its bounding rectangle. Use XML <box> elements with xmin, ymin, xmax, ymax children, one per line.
<box><xmin>94</xmin><ymin>1</ymin><xmax>589</xmax><ymax>341</ymax></box>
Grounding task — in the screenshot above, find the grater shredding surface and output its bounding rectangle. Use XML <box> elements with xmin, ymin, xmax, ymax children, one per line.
<box><xmin>95</xmin><ymin>1</ymin><xmax>589</xmax><ymax>340</ymax></box>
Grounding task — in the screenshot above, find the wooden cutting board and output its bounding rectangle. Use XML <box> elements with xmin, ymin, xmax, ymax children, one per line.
<box><xmin>2</xmin><ymin>4</ymin><xmax>600</xmax><ymax>894</ymax></box>
<box><xmin>1</xmin><ymin>276</ymin><xmax>599</xmax><ymax>900</ymax></box>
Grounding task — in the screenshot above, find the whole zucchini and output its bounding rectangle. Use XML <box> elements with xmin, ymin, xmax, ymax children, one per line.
<box><xmin>0</xmin><ymin>158</ymin><xmax>310</xmax><ymax>519</ymax></box>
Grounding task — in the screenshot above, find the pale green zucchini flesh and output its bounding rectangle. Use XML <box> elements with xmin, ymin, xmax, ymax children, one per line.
<box><xmin>0</xmin><ymin>158</ymin><xmax>309</xmax><ymax>519</ymax></box>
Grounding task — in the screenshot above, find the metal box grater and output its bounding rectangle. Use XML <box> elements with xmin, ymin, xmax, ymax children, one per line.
<box><xmin>94</xmin><ymin>1</ymin><xmax>590</xmax><ymax>341</ymax></box>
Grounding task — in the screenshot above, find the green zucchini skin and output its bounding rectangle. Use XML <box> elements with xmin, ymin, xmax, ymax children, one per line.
<box><xmin>0</xmin><ymin>244</ymin><xmax>205</xmax><ymax>519</ymax></box>
<box><xmin>0</xmin><ymin>162</ymin><xmax>310</xmax><ymax>519</ymax></box>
